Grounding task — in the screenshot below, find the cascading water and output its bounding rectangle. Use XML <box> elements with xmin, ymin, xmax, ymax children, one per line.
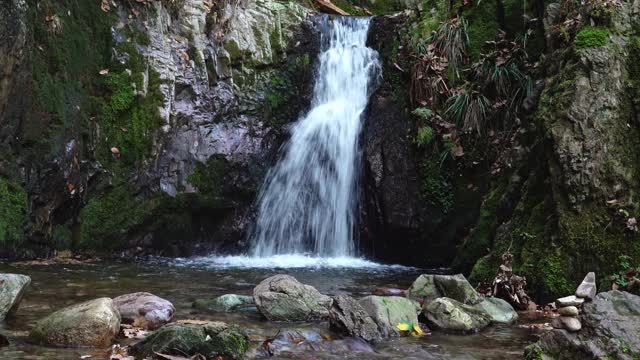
<box><xmin>251</xmin><ymin>17</ymin><xmax>381</xmax><ymax>257</ymax></box>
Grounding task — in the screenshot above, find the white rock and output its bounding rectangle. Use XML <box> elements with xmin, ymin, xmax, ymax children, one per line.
<box><xmin>559</xmin><ymin>316</ymin><xmax>582</xmax><ymax>332</ymax></box>
<box><xmin>558</xmin><ymin>306</ymin><xmax>579</xmax><ymax>316</ymax></box>
<box><xmin>575</xmin><ymin>272</ymin><xmax>597</xmax><ymax>299</ymax></box>
<box><xmin>556</xmin><ymin>295</ymin><xmax>584</xmax><ymax>308</ymax></box>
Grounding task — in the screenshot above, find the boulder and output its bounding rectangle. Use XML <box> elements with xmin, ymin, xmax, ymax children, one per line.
<box><xmin>130</xmin><ymin>322</ymin><xmax>248</xmax><ymax>359</ymax></box>
<box><xmin>29</xmin><ymin>298</ymin><xmax>120</xmax><ymax>347</ymax></box>
<box><xmin>423</xmin><ymin>297</ymin><xmax>491</xmax><ymax>333</ymax></box>
<box><xmin>555</xmin><ymin>295</ymin><xmax>584</xmax><ymax>308</ymax></box>
<box><xmin>525</xmin><ymin>291</ymin><xmax>640</xmax><ymax>359</ymax></box>
<box><xmin>193</xmin><ymin>294</ymin><xmax>255</xmax><ymax>313</ymax></box>
<box><xmin>253</xmin><ymin>275</ymin><xmax>332</xmax><ymax>321</ymax></box>
<box><xmin>558</xmin><ymin>306</ymin><xmax>579</xmax><ymax>316</ymax></box>
<box><xmin>0</xmin><ymin>274</ymin><xmax>30</xmax><ymax>321</ymax></box>
<box><xmin>474</xmin><ymin>297</ymin><xmax>518</xmax><ymax>324</ymax></box>
<box><xmin>575</xmin><ymin>272</ymin><xmax>596</xmax><ymax>300</ymax></box>
<box><xmin>358</xmin><ymin>296</ymin><xmax>420</xmax><ymax>337</ymax></box>
<box><xmin>112</xmin><ymin>292</ymin><xmax>175</xmax><ymax>330</ymax></box>
<box><xmin>329</xmin><ymin>295</ymin><xmax>381</xmax><ymax>342</ymax></box>
<box><xmin>406</xmin><ymin>274</ymin><xmax>481</xmax><ymax>305</ymax></box>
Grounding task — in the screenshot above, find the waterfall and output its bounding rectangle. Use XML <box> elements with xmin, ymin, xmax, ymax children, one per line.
<box><xmin>251</xmin><ymin>17</ymin><xmax>381</xmax><ymax>257</ymax></box>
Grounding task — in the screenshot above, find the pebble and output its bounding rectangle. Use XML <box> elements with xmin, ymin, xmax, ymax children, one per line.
<box><xmin>559</xmin><ymin>316</ymin><xmax>582</xmax><ymax>332</ymax></box>
<box><xmin>575</xmin><ymin>272</ymin><xmax>597</xmax><ymax>300</ymax></box>
<box><xmin>558</xmin><ymin>306</ymin><xmax>579</xmax><ymax>316</ymax></box>
<box><xmin>556</xmin><ymin>295</ymin><xmax>584</xmax><ymax>308</ymax></box>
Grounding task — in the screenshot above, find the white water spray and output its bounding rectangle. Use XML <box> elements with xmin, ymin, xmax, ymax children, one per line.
<box><xmin>251</xmin><ymin>17</ymin><xmax>381</xmax><ymax>257</ymax></box>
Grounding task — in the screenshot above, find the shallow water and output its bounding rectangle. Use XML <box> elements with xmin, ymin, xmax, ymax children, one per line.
<box><xmin>0</xmin><ymin>257</ymin><xmax>541</xmax><ymax>359</ymax></box>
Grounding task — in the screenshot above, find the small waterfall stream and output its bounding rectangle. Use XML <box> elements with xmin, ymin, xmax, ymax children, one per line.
<box><xmin>251</xmin><ymin>17</ymin><xmax>381</xmax><ymax>257</ymax></box>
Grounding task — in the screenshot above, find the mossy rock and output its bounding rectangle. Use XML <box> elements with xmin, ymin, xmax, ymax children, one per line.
<box><xmin>130</xmin><ymin>322</ymin><xmax>249</xmax><ymax>359</ymax></box>
<box><xmin>0</xmin><ymin>177</ymin><xmax>27</xmax><ymax>251</ymax></box>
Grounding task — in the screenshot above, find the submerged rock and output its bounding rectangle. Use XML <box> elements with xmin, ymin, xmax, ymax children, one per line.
<box><xmin>329</xmin><ymin>295</ymin><xmax>382</xmax><ymax>342</ymax></box>
<box><xmin>474</xmin><ymin>297</ymin><xmax>518</xmax><ymax>324</ymax></box>
<box><xmin>29</xmin><ymin>298</ymin><xmax>120</xmax><ymax>347</ymax></box>
<box><xmin>525</xmin><ymin>291</ymin><xmax>640</xmax><ymax>359</ymax></box>
<box><xmin>193</xmin><ymin>294</ymin><xmax>255</xmax><ymax>313</ymax></box>
<box><xmin>358</xmin><ymin>295</ymin><xmax>421</xmax><ymax>337</ymax></box>
<box><xmin>406</xmin><ymin>274</ymin><xmax>481</xmax><ymax>305</ymax></box>
<box><xmin>423</xmin><ymin>297</ymin><xmax>491</xmax><ymax>333</ymax></box>
<box><xmin>130</xmin><ymin>322</ymin><xmax>248</xmax><ymax>359</ymax></box>
<box><xmin>0</xmin><ymin>274</ymin><xmax>30</xmax><ymax>321</ymax></box>
<box><xmin>112</xmin><ymin>292</ymin><xmax>175</xmax><ymax>330</ymax></box>
<box><xmin>253</xmin><ymin>275</ymin><xmax>332</xmax><ymax>321</ymax></box>
<box><xmin>575</xmin><ymin>272</ymin><xmax>596</xmax><ymax>300</ymax></box>
<box><xmin>259</xmin><ymin>328</ymin><xmax>374</xmax><ymax>357</ymax></box>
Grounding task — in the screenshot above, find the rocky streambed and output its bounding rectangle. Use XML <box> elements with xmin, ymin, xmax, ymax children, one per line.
<box><xmin>1</xmin><ymin>259</ymin><xmax>552</xmax><ymax>359</ymax></box>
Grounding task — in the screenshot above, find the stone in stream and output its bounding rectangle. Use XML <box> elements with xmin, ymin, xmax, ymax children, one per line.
<box><xmin>329</xmin><ymin>295</ymin><xmax>382</xmax><ymax>342</ymax></box>
<box><xmin>525</xmin><ymin>291</ymin><xmax>640</xmax><ymax>359</ymax></box>
<box><xmin>473</xmin><ymin>297</ymin><xmax>518</xmax><ymax>324</ymax></box>
<box><xmin>260</xmin><ymin>328</ymin><xmax>374</xmax><ymax>357</ymax></box>
<box><xmin>130</xmin><ymin>322</ymin><xmax>248</xmax><ymax>359</ymax></box>
<box><xmin>558</xmin><ymin>306</ymin><xmax>579</xmax><ymax>316</ymax></box>
<box><xmin>406</xmin><ymin>274</ymin><xmax>481</xmax><ymax>305</ymax></box>
<box><xmin>575</xmin><ymin>272</ymin><xmax>597</xmax><ymax>300</ymax></box>
<box><xmin>193</xmin><ymin>294</ymin><xmax>255</xmax><ymax>313</ymax></box>
<box><xmin>113</xmin><ymin>292</ymin><xmax>175</xmax><ymax>330</ymax></box>
<box><xmin>550</xmin><ymin>316</ymin><xmax>582</xmax><ymax>332</ymax></box>
<box><xmin>253</xmin><ymin>275</ymin><xmax>332</xmax><ymax>321</ymax></box>
<box><xmin>555</xmin><ymin>295</ymin><xmax>584</xmax><ymax>308</ymax></box>
<box><xmin>358</xmin><ymin>296</ymin><xmax>421</xmax><ymax>337</ymax></box>
<box><xmin>423</xmin><ymin>297</ymin><xmax>492</xmax><ymax>333</ymax></box>
<box><xmin>29</xmin><ymin>298</ymin><xmax>120</xmax><ymax>347</ymax></box>
<box><xmin>0</xmin><ymin>274</ymin><xmax>31</xmax><ymax>321</ymax></box>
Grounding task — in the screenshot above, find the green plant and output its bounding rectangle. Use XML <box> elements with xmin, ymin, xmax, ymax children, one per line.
<box><xmin>412</xmin><ymin>107</ymin><xmax>433</xmax><ymax>120</ymax></box>
<box><xmin>416</xmin><ymin>126</ymin><xmax>435</xmax><ymax>147</ymax></box>
<box><xmin>0</xmin><ymin>178</ymin><xmax>28</xmax><ymax>249</ymax></box>
<box><xmin>429</xmin><ymin>17</ymin><xmax>469</xmax><ymax>79</ymax></box>
<box><xmin>445</xmin><ymin>90</ymin><xmax>490</xmax><ymax>134</ymax></box>
<box><xmin>610</xmin><ymin>255</ymin><xmax>640</xmax><ymax>294</ymax></box>
<box><xmin>574</xmin><ymin>26</ymin><xmax>609</xmax><ymax>49</ymax></box>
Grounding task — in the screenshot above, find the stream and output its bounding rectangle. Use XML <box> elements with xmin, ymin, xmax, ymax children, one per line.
<box><xmin>0</xmin><ymin>257</ymin><xmax>544</xmax><ymax>359</ymax></box>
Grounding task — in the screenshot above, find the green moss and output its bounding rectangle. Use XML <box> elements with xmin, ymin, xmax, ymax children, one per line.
<box><xmin>187</xmin><ymin>156</ymin><xmax>226</xmax><ymax>199</ymax></box>
<box><xmin>462</xmin><ymin>1</ymin><xmax>500</xmax><ymax>61</ymax></box>
<box><xmin>0</xmin><ymin>177</ymin><xmax>28</xmax><ymax>249</ymax></box>
<box><xmin>574</xmin><ymin>26</ymin><xmax>609</xmax><ymax>49</ymax></box>
<box><xmin>416</xmin><ymin>126</ymin><xmax>434</xmax><ymax>147</ymax></box>
<box><xmin>468</xmin><ymin>255</ymin><xmax>495</xmax><ymax>286</ymax></box>
<box><xmin>419</xmin><ymin>158</ymin><xmax>455</xmax><ymax>214</ymax></box>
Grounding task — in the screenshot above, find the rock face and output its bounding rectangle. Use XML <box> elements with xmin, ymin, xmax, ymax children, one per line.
<box><xmin>253</xmin><ymin>275</ymin><xmax>332</xmax><ymax>321</ymax></box>
<box><xmin>329</xmin><ymin>295</ymin><xmax>382</xmax><ymax>342</ymax></box>
<box><xmin>423</xmin><ymin>297</ymin><xmax>492</xmax><ymax>333</ymax></box>
<box><xmin>0</xmin><ymin>274</ymin><xmax>30</xmax><ymax>321</ymax></box>
<box><xmin>29</xmin><ymin>298</ymin><xmax>121</xmax><ymax>347</ymax></box>
<box><xmin>131</xmin><ymin>322</ymin><xmax>248</xmax><ymax>359</ymax></box>
<box><xmin>193</xmin><ymin>294</ymin><xmax>255</xmax><ymax>313</ymax></box>
<box><xmin>406</xmin><ymin>274</ymin><xmax>481</xmax><ymax>305</ymax></box>
<box><xmin>575</xmin><ymin>272</ymin><xmax>596</xmax><ymax>300</ymax></box>
<box><xmin>358</xmin><ymin>296</ymin><xmax>420</xmax><ymax>337</ymax></box>
<box><xmin>525</xmin><ymin>291</ymin><xmax>640</xmax><ymax>359</ymax></box>
<box><xmin>112</xmin><ymin>292</ymin><xmax>175</xmax><ymax>330</ymax></box>
<box><xmin>474</xmin><ymin>297</ymin><xmax>518</xmax><ymax>324</ymax></box>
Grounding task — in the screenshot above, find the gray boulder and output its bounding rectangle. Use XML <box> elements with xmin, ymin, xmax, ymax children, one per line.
<box><xmin>29</xmin><ymin>298</ymin><xmax>120</xmax><ymax>347</ymax></box>
<box><xmin>0</xmin><ymin>274</ymin><xmax>30</xmax><ymax>321</ymax></box>
<box><xmin>525</xmin><ymin>291</ymin><xmax>640</xmax><ymax>359</ymax></box>
<box><xmin>112</xmin><ymin>292</ymin><xmax>175</xmax><ymax>330</ymax></box>
<box><xmin>193</xmin><ymin>294</ymin><xmax>255</xmax><ymax>313</ymax></box>
<box><xmin>329</xmin><ymin>295</ymin><xmax>382</xmax><ymax>342</ymax></box>
<box><xmin>359</xmin><ymin>296</ymin><xmax>421</xmax><ymax>337</ymax></box>
<box><xmin>253</xmin><ymin>275</ymin><xmax>332</xmax><ymax>321</ymax></box>
<box><xmin>474</xmin><ymin>297</ymin><xmax>518</xmax><ymax>324</ymax></box>
<box><xmin>406</xmin><ymin>274</ymin><xmax>481</xmax><ymax>305</ymax></box>
<box><xmin>575</xmin><ymin>272</ymin><xmax>596</xmax><ymax>300</ymax></box>
<box><xmin>130</xmin><ymin>322</ymin><xmax>248</xmax><ymax>359</ymax></box>
<box><xmin>423</xmin><ymin>297</ymin><xmax>492</xmax><ymax>333</ymax></box>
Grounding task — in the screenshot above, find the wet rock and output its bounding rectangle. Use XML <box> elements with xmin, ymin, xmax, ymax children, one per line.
<box><xmin>555</xmin><ymin>295</ymin><xmax>584</xmax><ymax>308</ymax></box>
<box><xmin>29</xmin><ymin>298</ymin><xmax>120</xmax><ymax>347</ymax></box>
<box><xmin>359</xmin><ymin>295</ymin><xmax>420</xmax><ymax>337</ymax></box>
<box><xmin>253</xmin><ymin>275</ymin><xmax>332</xmax><ymax>321</ymax></box>
<box><xmin>558</xmin><ymin>306</ymin><xmax>579</xmax><ymax>316</ymax></box>
<box><xmin>259</xmin><ymin>328</ymin><xmax>374</xmax><ymax>357</ymax></box>
<box><xmin>406</xmin><ymin>274</ymin><xmax>481</xmax><ymax>305</ymax></box>
<box><xmin>193</xmin><ymin>294</ymin><xmax>255</xmax><ymax>313</ymax></box>
<box><xmin>372</xmin><ymin>288</ymin><xmax>406</xmax><ymax>296</ymax></box>
<box><xmin>0</xmin><ymin>333</ymin><xmax>8</xmax><ymax>347</ymax></box>
<box><xmin>423</xmin><ymin>297</ymin><xmax>492</xmax><ymax>333</ymax></box>
<box><xmin>0</xmin><ymin>274</ymin><xmax>30</xmax><ymax>321</ymax></box>
<box><xmin>525</xmin><ymin>291</ymin><xmax>640</xmax><ymax>359</ymax></box>
<box><xmin>329</xmin><ymin>295</ymin><xmax>382</xmax><ymax>342</ymax></box>
<box><xmin>474</xmin><ymin>297</ymin><xmax>518</xmax><ymax>324</ymax></box>
<box><xmin>112</xmin><ymin>292</ymin><xmax>175</xmax><ymax>330</ymax></box>
<box><xmin>575</xmin><ymin>272</ymin><xmax>596</xmax><ymax>300</ymax></box>
<box><xmin>130</xmin><ymin>322</ymin><xmax>248</xmax><ymax>359</ymax></box>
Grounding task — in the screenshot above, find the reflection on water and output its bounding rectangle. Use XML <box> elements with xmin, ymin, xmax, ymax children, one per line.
<box><xmin>0</xmin><ymin>259</ymin><xmax>539</xmax><ymax>359</ymax></box>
